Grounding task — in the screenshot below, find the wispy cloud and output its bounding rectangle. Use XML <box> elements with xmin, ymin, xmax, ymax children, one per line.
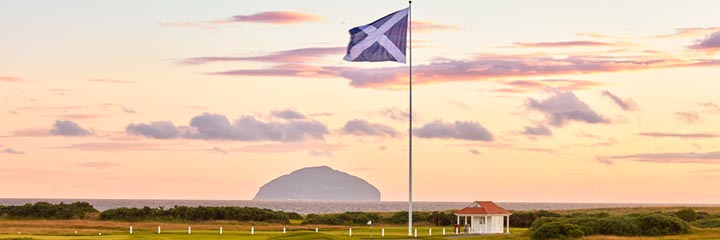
<box><xmin>595</xmin><ymin>155</ymin><xmax>614</xmax><ymax>165</ymax></box>
<box><xmin>411</xmin><ymin>20</ymin><xmax>459</xmax><ymax>32</ymax></box>
<box><xmin>675</xmin><ymin>111</ymin><xmax>700</xmax><ymax>124</ymax></box>
<box><xmin>77</xmin><ymin>161</ymin><xmax>121</xmax><ymax>170</ymax></box>
<box><xmin>607</xmin><ymin>151</ymin><xmax>720</xmax><ymax>164</ymax></box>
<box><xmin>308</xmin><ymin>149</ymin><xmax>333</xmax><ymax>157</ymax></box>
<box><xmin>0</xmin><ymin>75</ymin><xmax>25</xmax><ymax>82</ymax></box>
<box><xmin>602</xmin><ymin>90</ymin><xmax>639</xmax><ymax>111</ymax></box>
<box><xmin>654</xmin><ymin>27</ymin><xmax>720</xmax><ymax>38</ymax></box>
<box><xmin>209</xmin><ymin>147</ymin><xmax>227</xmax><ymax>154</ymax></box>
<box><xmin>180</xmin><ymin>47</ymin><xmax>344</xmax><ymax>65</ymax></box>
<box><xmin>210</xmin><ymin>64</ymin><xmax>341</xmax><ymax>78</ymax></box>
<box><xmin>341</xmin><ymin>119</ymin><xmax>399</xmax><ymax>138</ymax></box>
<box><xmin>493</xmin><ymin>79</ymin><xmax>602</xmax><ymax>93</ymax></box>
<box><xmin>637</xmin><ymin>132</ymin><xmax>720</xmax><ymax>139</ymax></box>
<box><xmin>527</xmin><ymin>90</ymin><xmax>609</xmax><ymax>127</ymax></box>
<box><xmin>271</xmin><ymin>109</ymin><xmax>306</xmax><ymax>120</ymax></box>
<box><xmin>414</xmin><ymin>120</ymin><xmax>493</xmax><ymax>141</ymax></box>
<box><xmin>161</xmin><ymin>11</ymin><xmax>322</xmax><ymax>28</ymax></box>
<box><xmin>511</xmin><ymin>41</ymin><xmax>622</xmax><ymax>48</ymax></box>
<box><xmin>87</xmin><ymin>79</ymin><xmax>134</xmax><ymax>84</ymax></box>
<box><xmin>3</xmin><ymin>148</ymin><xmax>25</xmax><ymax>155</ymax></box>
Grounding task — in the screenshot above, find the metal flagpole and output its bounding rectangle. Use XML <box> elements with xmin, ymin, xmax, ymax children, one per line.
<box><xmin>407</xmin><ymin>0</ymin><xmax>413</xmax><ymax>237</ymax></box>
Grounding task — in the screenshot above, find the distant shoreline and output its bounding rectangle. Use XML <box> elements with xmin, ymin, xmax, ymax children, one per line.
<box><xmin>2</xmin><ymin>198</ymin><xmax>718</xmax><ymax>214</ymax></box>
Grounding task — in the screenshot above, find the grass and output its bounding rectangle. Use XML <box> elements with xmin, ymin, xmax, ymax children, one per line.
<box><xmin>2</xmin><ymin>206</ymin><xmax>720</xmax><ymax>239</ymax></box>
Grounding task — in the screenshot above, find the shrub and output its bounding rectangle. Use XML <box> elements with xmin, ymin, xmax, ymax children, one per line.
<box><xmin>0</xmin><ymin>202</ymin><xmax>97</xmax><ymax>219</ymax></box>
<box><xmin>632</xmin><ymin>214</ymin><xmax>690</xmax><ymax>236</ymax></box>
<box><xmin>531</xmin><ymin>217</ymin><xmax>561</xmax><ymax>229</ymax></box>
<box><xmin>694</xmin><ymin>218</ymin><xmax>720</xmax><ymax>228</ymax></box>
<box><xmin>511</xmin><ymin>210</ymin><xmax>562</xmax><ymax>228</ymax></box>
<box><xmin>531</xmin><ymin>222</ymin><xmax>584</xmax><ymax>240</ymax></box>
<box><xmin>563</xmin><ymin>217</ymin><xmax>601</xmax><ymax>235</ymax></box>
<box><xmin>675</xmin><ymin>208</ymin><xmax>697</xmax><ymax>222</ymax></box>
<box><xmin>595</xmin><ymin>216</ymin><xmax>641</xmax><ymax>236</ymax></box>
<box><xmin>99</xmin><ymin>206</ymin><xmax>292</xmax><ymax>223</ymax></box>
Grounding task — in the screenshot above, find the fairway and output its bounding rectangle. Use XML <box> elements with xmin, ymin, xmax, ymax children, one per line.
<box><xmin>0</xmin><ymin>226</ymin><xmax>531</xmax><ymax>240</ymax></box>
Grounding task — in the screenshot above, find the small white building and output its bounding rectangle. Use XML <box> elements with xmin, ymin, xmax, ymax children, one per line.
<box><xmin>454</xmin><ymin>201</ymin><xmax>511</xmax><ymax>234</ymax></box>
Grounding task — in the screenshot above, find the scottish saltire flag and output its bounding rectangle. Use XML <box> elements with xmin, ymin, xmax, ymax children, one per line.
<box><xmin>344</xmin><ymin>8</ymin><xmax>409</xmax><ymax>63</ymax></box>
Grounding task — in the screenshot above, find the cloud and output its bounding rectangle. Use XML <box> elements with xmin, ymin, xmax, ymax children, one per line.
<box><xmin>209</xmin><ymin>64</ymin><xmax>341</xmax><ymax>78</ymax></box>
<box><xmin>595</xmin><ymin>155</ymin><xmax>614</xmax><ymax>165</ymax></box>
<box><xmin>209</xmin><ymin>147</ymin><xmax>227</xmax><ymax>154</ymax></box>
<box><xmin>689</xmin><ymin>31</ymin><xmax>720</xmax><ymax>51</ymax></box>
<box><xmin>602</xmin><ymin>90</ymin><xmax>639</xmax><ymax>111</ymax></box>
<box><xmin>57</xmin><ymin>114</ymin><xmax>106</xmax><ymax>119</ymax></box>
<box><xmin>512</xmin><ymin>41</ymin><xmax>620</xmax><ymax>48</ymax></box>
<box><xmin>127</xmin><ymin>113</ymin><xmax>328</xmax><ymax>142</ymax></box>
<box><xmin>469</xmin><ymin>149</ymin><xmax>481</xmax><ymax>155</ymax></box>
<box><xmin>637</xmin><ymin>132</ymin><xmax>720</xmax><ymax>139</ymax></box>
<box><xmin>414</xmin><ymin>120</ymin><xmax>493</xmax><ymax>141</ymax></box>
<box><xmin>493</xmin><ymin>79</ymin><xmax>602</xmax><ymax>93</ymax></box>
<box><xmin>77</xmin><ymin>161</ymin><xmax>121</xmax><ymax>170</ymax></box>
<box><xmin>87</xmin><ymin>79</ymin><xmax>134</xmax><ymax>84</ymax></box>
<box><xmin>0</xmin><ymin>76</ymin><xmax>25</xmax><ymax>82</ymax></box>
<box><xmin>308</xmin><ymin>149</ymin><xmax>333</xmax><ymax>157</ymax></box>
<box><xmin>180</xmin><ymin>47</ymin><xmax>344</xmax><ymax>65</ymax></box>
<box><xmin>697</xmin><ymin>102</ymin><xmax>720</xmax><ymax>113</ymax></box>
<box><xmin>527</xmin><ymin>90</ymin><xmax>609</xmax><ymax>126</ymax></box>
<box><xmin>342</xmin><ymin>119</ymin><xmax>399</xmax><ymax>137</ymax></box>
<box><xmin>522</xmin><ymin>125</ymin><xmax>552</xmax><ymax>136</ymax></box>
<box><xmin>271</xmin><ymin>109</ymin><xmax>306</xmax><ymax>119</ymax></box>
<box><xmin>3</xmin><ymin>148</ymin><xmax>25</xmax><ymax>155</ymax></box>
<box><xmin>50</xmin><ymin>120</ymin><xmax>91</xmax><ymax>136</ymax></box>
<box><xmin>224</xmin><ymin>11</ymin><xmax>322</xmax><ymax>24</ymax></box>
<box><xmin>608</xmin><ymin>151</ymin><xmax>720</xmax><ymax>164</ymax></box>
<box><xmin>126</xmin><ymin>121</ymin><xmax>181</xmax><ymax>139</ymax></box>
<box><xmin>338</xmin><ymin>55</ymin><xmax>669</xmax><ymax>89</ymax></box>
<box><xmin>378</xmin><ymin>107</ymin><xmax>411</xmax><ymax>121</ymax></box>
<box><xmin>122</xmin><ymin>106</ymin><xmax>136</xmax><ymax>114</ymax></box>
<box><xmin>654</xmin><ymin>27</ymin><xmax>720</xmax><ymax>38</ymax></box>
<box><xmin>411</xmin><ymin>21</ymin><xmax>459</xmax><ymax>32</ymax></box>
<box><xmin>675</xmin><ymin>112</ymin><xmax>700</xmax><ymax>124</ymax></box>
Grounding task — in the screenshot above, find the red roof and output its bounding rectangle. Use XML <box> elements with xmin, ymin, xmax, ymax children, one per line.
<box><xmin>454</xmin><ymin>201</ymin><xmax>511</xmax><ymax>215</ymax></box>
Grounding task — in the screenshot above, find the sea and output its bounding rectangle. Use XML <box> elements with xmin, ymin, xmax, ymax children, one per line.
<box><xmin>1</xmin><ymin>199</ymin><xmax>718</xmax><ymax>214</ymax></box>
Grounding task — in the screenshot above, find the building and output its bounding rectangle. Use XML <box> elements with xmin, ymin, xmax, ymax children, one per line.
<box><xmin>454</xmin><ymin>201</ymin><xmax>511</xmax><ymax>234</ymax></box>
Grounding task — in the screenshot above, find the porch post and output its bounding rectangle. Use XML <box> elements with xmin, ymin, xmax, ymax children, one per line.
<box><xmin>506</xmin><ymin>215</ymin><xmax>510</xmax><ymax>234</ymax></box>
<box><xmin>456</xmin><ymin>215</ymin><xmax>460</xmax><ymax>225</ymax></box>
<box><xmin>485</xmin><ymin>216</ymin><xmax>488</xmax><ymax>233</ymax></box>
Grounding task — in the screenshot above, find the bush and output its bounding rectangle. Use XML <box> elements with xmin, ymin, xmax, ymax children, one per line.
<box><xmin>675</xmin><ymin>208</ymin><xmax>697</xmax><ymax>222</ymax></box>
<box><xmin>595</xmin><ymin>216</ymin><xmax>641</xmax><ymax>236</ymax></box>
<box><xmin>531</xmin><ymin>222</ymin><xmax>584</xmax><ymax>240</ymax></box>
<box><xmin>531</xmin><ymin>217</ymin><xmax>561</xmax><ymax>229</ymax></box>
<box><xmin>99</xmin><ymin>206</ymin><xmax>293</xmax><ymax>223</ymax></box>
<box><xmin>694</xmin><ymin>218</ymin><xmax>720</xmax><ymax>228</ymax></box>
<box><xmin>511</xmin><ymin>210</ymin><xmax>562</xmax><ymax>228</ymax></box>
<box><xmin>0</xmin><ymin>202</ymin><xmax>97</xmax><ymax>219</ymax></box>
<box><xmin>633</xmin><ymin>214</ymin><xmax>690</xmax><ymax>236</ymax></box>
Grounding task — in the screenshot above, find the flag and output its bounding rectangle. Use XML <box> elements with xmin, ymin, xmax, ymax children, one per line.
<box><xmin>344</xmin><ymin>8</ymin><xmax>409</xmax><ymax>63</ymax></box>
<box><xmin>367</xmin><ymin>220</ymin><xmax>372</xmax><ymax>225</ymax></box>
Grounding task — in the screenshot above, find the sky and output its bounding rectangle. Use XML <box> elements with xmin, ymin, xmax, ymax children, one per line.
<box><xmin>1</xmin><ymin>0</ymin><xmax>720</xmax><ymax>203</ymax></box>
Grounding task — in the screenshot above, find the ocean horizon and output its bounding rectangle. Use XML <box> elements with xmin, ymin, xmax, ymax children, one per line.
<box><xmin>2</xmin><ymin>198</ymin><xmax>718</xmax><ymax>214</ymax></box>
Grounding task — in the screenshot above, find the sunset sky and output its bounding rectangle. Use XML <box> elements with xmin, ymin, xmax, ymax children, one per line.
<box><xmin>2</xmin><ymin>0</ymin><xmax>720</xmax><ymax>203</ymax></box>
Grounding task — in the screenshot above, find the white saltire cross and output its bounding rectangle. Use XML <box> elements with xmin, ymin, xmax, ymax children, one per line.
<box><xmin>344</xmin><ymin>8</ymin><xmax>408</xmax><ymax>63</ymax></box>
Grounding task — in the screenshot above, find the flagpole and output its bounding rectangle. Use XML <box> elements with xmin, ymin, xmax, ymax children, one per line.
<box><xmin>407</xmin><ymin>0</ymin><xmax>413</xmax><ymax>237</ymax></box>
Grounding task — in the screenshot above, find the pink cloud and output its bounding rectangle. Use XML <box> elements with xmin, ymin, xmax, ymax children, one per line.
<box><xmin>225</xmin><ymin>11</ymin><xmax>322</xmax><ymax>24</ymax></box>
<box><xmin>411</xmin><ymin>21</ymin><xmax>458</xmax><ymax>32</ymax></box>
<box><xmin>77</xmin><ymin>161</ymin><xmax>121</xmax><ymax>170</ymax></box>
<box><xmin>675</xmin><ymin>112</ymin><xmax>700</xmax><ymax>124</ymax></box>
<box><xmin>492</xmin><ymin>79</ymin><xmax>602</xmax><ymax>93</ymax></box>
<box><xmin>512</xmin><ymin>41</ymin><xmax>621</xmax><ymax>48</ymax></box>
<box><xmin>0</xmin><ymin>76</ymin><xmax>25</xmax><ymax>82</ymax></box>
<box><xmin>637</xmin><ymin>132</ymin><xmax>719</xmax><ymax>139</ymax></box>
<box><xmin>181</xmin><ymin>47</ymin><xmax>344</xmax><ymax>65</ymax></box>
<box><xmin>210</xmin><ymin>64</ymin><xmax>342</xmax><ymax>78</ymax></box>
